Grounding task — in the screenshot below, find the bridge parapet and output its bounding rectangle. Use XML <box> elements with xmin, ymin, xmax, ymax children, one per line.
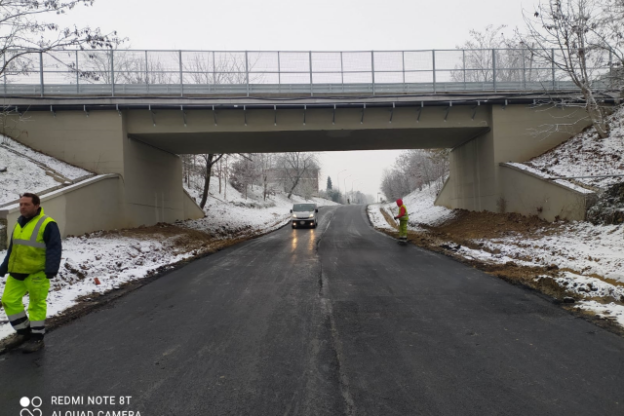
<box><xmin>1</xmin><ymin>48</ymin><xmax>615</xmax><ymax>98</ymax></box>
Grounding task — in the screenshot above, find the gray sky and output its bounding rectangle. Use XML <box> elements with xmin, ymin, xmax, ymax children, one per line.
<box><xmin>55</xmin><ymin>0</ymin><xmax>536</xmax><ymax>197</ymax></box>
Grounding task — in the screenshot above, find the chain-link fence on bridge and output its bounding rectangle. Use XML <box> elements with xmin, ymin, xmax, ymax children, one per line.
<box><xmin>0</xmin><ymin>49</ymin><xmax>617</xmax><ymax>96</ymax></box>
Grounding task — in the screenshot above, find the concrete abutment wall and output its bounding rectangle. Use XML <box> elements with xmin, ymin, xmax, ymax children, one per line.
<box><xmin>2</xmin><ymin>111</ymin><xmax>204</xmax><ymax>243</ymax></box>
<box><xmin>436</xmin><ymin>104</ymin><xmax>594</xmax><ymax>219</ymax></box>
<box><xmin>499</xmin><ymin>164</ymin><xmax>595</xmax><ymax>221</ymax></box>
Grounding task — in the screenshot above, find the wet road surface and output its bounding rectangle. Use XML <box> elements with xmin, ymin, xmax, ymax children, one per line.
<box><xmin>0</xmin><ymin>205</ymin><xmax>623</xmax><ymax>415</ymax></box>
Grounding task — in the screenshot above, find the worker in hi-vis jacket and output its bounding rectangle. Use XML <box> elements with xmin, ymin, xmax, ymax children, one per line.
<box><xmin>0</xmin><ymin>192</ymin><xmax>61</xmax><ymax>353</ymax></box>
<box><xmin>394</xmin><ymin>198</ymin><xmax>409</xmax><ymax>243</ymax></box>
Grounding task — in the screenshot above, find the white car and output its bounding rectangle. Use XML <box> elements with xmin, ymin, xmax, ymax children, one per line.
<box><xmin>291</xmin><ymin>203</ymin><xmax>318</xmax><ymax>229</ymax></box>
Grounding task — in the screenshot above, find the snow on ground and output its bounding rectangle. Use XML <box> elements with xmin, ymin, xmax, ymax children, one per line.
<box><xmin>506</xmin><ymin>162</ymin><xmax>596</xmax><ymax>194</ymax></box>
<box><xmin>466</xmin><ymin>220</ymin><xmax>624</xmax><ymax>323</ymax></box>
<box><xmin>575</xmin><ymin>300</ymin><xmax>624</xmax><ymax>328</ymax></box>
<box><xmin>369</xmin><ymin>183</ymin><xmax>624</xmax><ymax>329</ymax></box>
<box><xmin>524</xmin><ymin>107</ymin><xmax>624</xmax><ymax>190</ymax></box>
<box><xmin>368</xmin><ymin>182</ymin><xmax>456</xmax><ymax>232</ymax></box>
<box><xmin>511</xmin><ymin>107</ymin><xmax>624</xmax><ymax>320</ymax></box>
<box><xmin>0</xmin><ymin>232</ymin><xmax>201</xmax><ymax>341</ymax></box>
<box><xmin>475</xmin><ymin>222</ymin><xmax>624</xmax><ymax>284</ymax></box>
<box><xmin>183</xmin><ymin>175</ymin><xmax>339</xmax><ymax>236</ymax></box>
<box><xmin>369</xmin><ymin>107</ymin><xmax>624</xmax><ymax>330</ymax></box>
<box><xmin>0</xmin><ymin>149</ymin><xmax>59</xmax><ymax>204</ymax></box>
<box><xmin>1</xmin><ymin>135</ymin><xmax>90</xmax><ymax>181</ymax></box>
<box><xmin>0</xmin><ymin>162</ymin><xmax>338</xmax><ymax>343</ymax></box>
<box><xmin>0</xmin><ymin>135</ymin><xmax>92</xmax><ymax>205</ymax></box>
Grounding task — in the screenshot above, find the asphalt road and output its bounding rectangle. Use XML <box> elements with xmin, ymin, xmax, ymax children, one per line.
<box><xmin>1</xmin><ymin>205</ymin><xmax>623</xmax><ymax>416</ymax></box>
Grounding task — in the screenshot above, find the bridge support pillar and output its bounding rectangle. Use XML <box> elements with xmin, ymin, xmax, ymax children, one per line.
<box><xmin>4</xmin><ymin>111</ymin><xmax>203</xmax><ymax>234</ymax></box>
<box><xmin>436</xmin><ymin>104</ymin><xmax>593</xmax><ymax>215</ymax></box>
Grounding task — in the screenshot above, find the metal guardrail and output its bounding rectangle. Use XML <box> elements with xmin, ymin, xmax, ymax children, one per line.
<box><xmin>0</xmin><ymin>49</ymin><xmax>616</xmax><ymax>97</ymax></box>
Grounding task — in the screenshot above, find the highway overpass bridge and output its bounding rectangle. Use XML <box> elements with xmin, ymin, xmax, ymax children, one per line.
<box><xmin>0</xmin><ymin>48</ymin><xmax>619</xmax><ymax>239</ymax></box>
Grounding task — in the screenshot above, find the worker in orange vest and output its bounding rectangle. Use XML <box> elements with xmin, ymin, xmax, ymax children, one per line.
<box><xmin>393</xmin><ymin>198</ymin><xmax>409</xmax><ymax>243</ymax></box>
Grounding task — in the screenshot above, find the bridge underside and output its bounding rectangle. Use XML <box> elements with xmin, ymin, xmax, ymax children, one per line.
<box><xmin>130</xmin><ymin>127</ymin><xmax>489</xmax><ymax>154</ymax></box>
<box><xmin>124</xmin><ymin>106</ymin><xmax>491</xmax><ymax>154</ymax></box>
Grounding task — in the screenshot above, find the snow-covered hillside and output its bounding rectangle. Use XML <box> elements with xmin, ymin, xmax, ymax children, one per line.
<box><xmin>523</xmin><ymin>107</ymin><xmax>624</xmax><ymax>190</ymax></box>
<box><xmin>369</xmin><ymin>182</ymin><xmax>456</xmax><ymax>231</ymax></box>
<box><xmin>0</xmin><ymin>135</ymin><xmax>92</xmax><ymax>205</ymax></box>
<box><xmin>184</xmin><ymin>175</ymin><xmax>338</xmax><ymax>236</ymax></box>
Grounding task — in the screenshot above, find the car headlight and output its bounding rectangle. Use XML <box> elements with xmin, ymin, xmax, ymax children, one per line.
<box><xmin>292</xmin><ymin>214</ymin><xmax>297</xmax><ymax>218</ymax></box>
<box><xmin>309</xmin><ymin>213</ymin><xmax>314</xmax><ymax>218</ymax></box>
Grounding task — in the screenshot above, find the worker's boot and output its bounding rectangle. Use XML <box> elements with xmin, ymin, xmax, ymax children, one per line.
<box><xmin>15</xmin><ymin>329</ymin><xmax>32</xmax><ymax>344</ymax></box>
<box><xmin>21</xmin><ymin>337</ymin><xmax>45</xmax><ymax>353</ymax></box>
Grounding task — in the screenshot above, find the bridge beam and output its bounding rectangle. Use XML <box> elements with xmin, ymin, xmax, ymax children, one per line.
<box><xmin>125</xmin><ymin>105</ymin><xmax>491</xmax><ymax>153</ymax></box>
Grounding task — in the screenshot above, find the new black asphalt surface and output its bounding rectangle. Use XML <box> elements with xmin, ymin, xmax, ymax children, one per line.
<box><xmin>1</xmin><ymin>205</ymin><xmax>623</xmax><ymax>415</ymax></box>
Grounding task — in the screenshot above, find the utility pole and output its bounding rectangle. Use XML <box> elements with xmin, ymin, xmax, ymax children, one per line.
<box><xmin>343</xmin><ymin>174</ymin><xmax>352</xmax><ymax>204</ymax></box>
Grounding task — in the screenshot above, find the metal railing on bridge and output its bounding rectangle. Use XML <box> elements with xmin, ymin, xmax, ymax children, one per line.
<box><xmin>0</xmin><ymin>48</ymin><xmax>617</xmax><ymax>97</ymax></box>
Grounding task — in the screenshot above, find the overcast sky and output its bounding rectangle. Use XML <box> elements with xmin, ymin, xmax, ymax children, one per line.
<box><xmin>56</xmin><ymin>0</ymin><xmax>537</xmax><ymax>198</ymax></box>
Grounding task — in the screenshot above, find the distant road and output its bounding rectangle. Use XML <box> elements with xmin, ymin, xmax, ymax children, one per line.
<box><xmin>0</xmin><ymin>205</ymin><xmax>623</xmax><ymax>415</ymax></box>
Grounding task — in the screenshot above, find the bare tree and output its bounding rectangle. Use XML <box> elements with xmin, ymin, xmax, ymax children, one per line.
<box><xmin>595</xmin><ymin>0</ymin><xmax>624</xmax><ymax>89</ymax></box>
<box><xmin>213</xmin><ymin>156</ymin><xmax>225</xmax><ymax>195</ymax></box>
<box><xmin>399</xmin><ymin>149</ymin><xmax>449</xmax><ymax>190</ymax></box>
<box><xmin>212</xmin><ymin>155</ymin><xmax>236</xmax><ymax>196</ymax></box>
<box><xmin>185</xmin><ymin>53</ymin><xmax>244</xmax><ymax>85</ymax></box>
<box><xmin>199</xmin><ymin>153</ymin><xmax>225</xmax><ymax>209</ymax></box>
<box><xmin>381</xmin><ymin>168</ymin><xmax>411</xmax><ymax>202</ymax></box>
<box><xmin>300</xmin><ymin>179</ymin><xmax>317</xmax><ymax>201</ymax></box>
<box><xmin>196</xmin><ymin>153</ymin><xmax>256</xmax><ymax>208</ymax></box>
<box><xmin>324</xmin><ymin>188</ymin><xmax>343</xmax><ymax>204</ymax></box>
<box><xmin>454</xmin><ymin>25</ymin><xmax>515</xmax><ymax>83</ymax></box>
<box><xmin>0</xmin><ymin>1</ymin><xmax>124</xmax><ymax>136</ymax></box>
<box><xmin>277</xmin><ymin>153</ymin><xmax>319</xmax><ymax>199</ymax></box>
<box><xmin>453</xmin><ymin>25</ymin><xmax>552</xmax><ymax>84</ymax></box>
<box><xmin>520</xmin><ymin>0</ymin><xmax>616</xmax><ymax>137</ymax></box>
<box><xmin>0</xmin><ymin>0</ymin><xmax>123</xmax><ymax>79</ymax></box>
<box><xmin>71</xmin><ymin>50</ymin><xmax>174</xmax><ymax>85</ymax></box>
<box><xmin>230</xmin><ymin>157</ymin><xmax>259</xmax><ymax>199</ymax></box>
<box><xmin>381</xmin><ymin>149</ymin><xmax>449</xmax><ymax>201</ymax></box>
<box><xmin>256</xmin><ymin>153</ymin><xmax>278</xmax><ymax>201</ymax></box>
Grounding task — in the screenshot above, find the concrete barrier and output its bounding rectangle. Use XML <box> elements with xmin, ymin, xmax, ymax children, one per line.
<box><xmin>182</xmin><ymin>189</ymin><xmax>205</xmax><ymax>222</ymax></box>
<box><xmin>435</xmin><ymin>176</ymin><xmax>453</xmax><ymax>208</ymax></box>
<box><xmin>0</xmin><ymin>174</ymin><xmax>205</xmax><ymax>250</ymax></box>
<box><xmin>499</xmin><ymin>163</ymin><xmax>597</xmax><ymax>221</ymax></box>
<box><xmin>0</xmin><ymin>175</ymin><xmax>124</xmax><ymax>250</ymax></box>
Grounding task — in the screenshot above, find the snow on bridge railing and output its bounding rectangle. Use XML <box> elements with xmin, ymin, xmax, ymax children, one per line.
<box><xmin>0</xmin><ymin>48</ymin><xmax>617</xmax><ymax>97</ymax></box>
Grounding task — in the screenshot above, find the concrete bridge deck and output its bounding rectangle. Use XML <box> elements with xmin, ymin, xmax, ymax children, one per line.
<box><xmin>3</xmin><ymin>90</ymin><xmax>618</xmax><ymax>109</ymax></box>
